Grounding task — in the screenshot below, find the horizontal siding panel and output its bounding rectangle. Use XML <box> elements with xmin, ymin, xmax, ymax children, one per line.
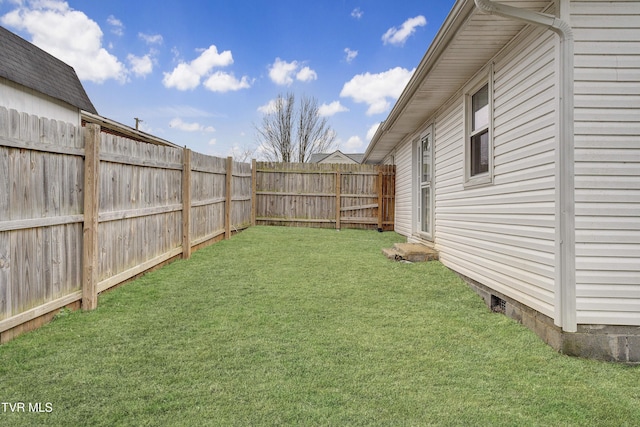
<box><xmin>576</xmin><ymin>146</ymin><xmax>640</xmax><ymax>160</ymax></box>
<box><xmin>575</xmin><ymin>94</ymin><xmax>640</xmax><ymax>109</ymax></box>
<box><xmin>437</xmin><ymin>213</ymin><xmax>554</xmax><ymax>228</ymax></box>
<box><xmin>575</xmin><ymin>121</ymin><xmax>640</xmax><ymax>136</ymax></box>
<box><xmin>577</xmin><ymin>312</ymin><xmax>640</xmax><ymax>326</ymax></box>
<box><xmin>575</xmin><ymin>55</ymin><xmax>640</xmax><ymax>71</ymax></box>
<box><xmin>495</xmin><ymin>163</ymin><xmax>555</xmax><ymax>186</ymax></box>
<box><xmin>573</xmin><ymin>15</ymin><xmax>640</xmax><ymax>29</ymax></box>
<box><xmin>577</xmin><ymin>298</ymin><xmax>640</xmax><ymax>313</ymax></box>
<box><xmin>494</xmin><ymin>133</ymin><xmax>554</xmax><ymax>163</ymax></box>
<box><xmin>438</xmin><ymin>235</ymin><xmax>554</xmax><ymax>281</ymax></box>
<box><xmin>575</xmin><ymin>108</ymin><xmax>640</xmax><ymax>123</ymax></box>
<box><xmin>576</xmin><ymin>256</ymin><xmax>640</xmax><ymax>272</ymax></box>
<box><xmin>576</xmin><ymin>175</ymin><xmax>640</xmax><ymax>189</ymax></box>
<box><xmin>437</xmin><ymin>224</ymin><xmax>553</xmax><ymax>253</ymax></box>
<box><xmin>574</xmin><ymin>28</ymin><xmax>640</xmax><ymax>42</ymax></box>
<box><xmin>577</xmin><ymin>135</ymin><xmax>639</xmax><ymax>149</ymax></box>
<box><xmin>438</xmin><ymin>188</ymin><xmax>554</xmax><ymax>207</ymax></box>
<box><xmin>494</xmin><ymin>87</ymin><xmax>555</xmax><ymax>130</ymax></box>
<box><xmin>495</xmin><ymin>150</ymin><xmax>554</xmax><ymax>176</ymax></box>
<box><xmin>576</xmin><ymin>188</ymin><xmax>640</xmax><ymax>203</ymax></box>
<box><xmin>576</xmin><ymin>243</ymin><xmax>640</xmax><ymax>258</ymax></box>
<box><xmin>575</xmin><ymin>67</ymin><xmax>640</xmax><ymax>82</ymax></box>
<box><xmin>577</xmin><ymin>272</ymin><xmax>640</xmax><ymax>287</ymax></box>
<box><xmin>438</xmin><ymin>231</ymin><xmax>554</xmax><ymax>269</ymax></box>
<box><xmin>494</xmin><ymin>54</ymin><xmax>554</xmax><ymax>104</ymax></box>
<box><xmin>438</xmin><ymin>176</ymin><xmax>555</xmax><ymax>201</ymax></box>
<box><xmin>440</xmin><ymin>201</ymin><xmax>554</xmax><ymax>215</ymax></box>
<box><xmin>576</xmin><ymin>202</ymin><xmax>640</xmax><ymax>217</ymax></box>
<box><xmin>576</xmin><ymin>229</ymin><xmax>640</xmax><ymax>244</ymax></box>
<box><xmin>575</xmin><ymin>81</ymin><xmax>640</xmax><ymax>96</ymax></box>
<box><xmin>571</xmin><ymin>1</ymin><xmax>640</xmax><ymax>16</ymax></box>
<box><xmin>494</xmin><ymin>112</ymin><xmax>555</xmax><ymax>146</ymax></box>
<box><xmin>493</xmin><ymin>29</ymin><xmax>553</xmax><ymax>92</ymax></box>
<box><xmin>575</xmin><ymin>41</ymin><xmax>640</xmax><ymax>55</ymax></box>
<box><xmin>439</xmin><ymin>254</ymin><xmax>555</xmax><ymax>318</ymax></box>
<box><xmin>576</xmin><ymin>216</ymin><xmax>640</xmax><ymax>230</ymax></box>
<box><xmin>437</xmin><ymin>219</ymin><xmax>555</xmax><ymax>240</ymax></box>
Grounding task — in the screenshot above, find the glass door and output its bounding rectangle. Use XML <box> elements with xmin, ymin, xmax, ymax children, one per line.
<box><xmin>417</xmin><ymin>131</ymin><xmax>432</xmax><ymax>237</ymax></box>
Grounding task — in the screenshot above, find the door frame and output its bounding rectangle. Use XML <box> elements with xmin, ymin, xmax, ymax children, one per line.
<box><xmin>413</xmin><ymin>125</ymin><xmax>434</xmax><ymax>241</ymax></box>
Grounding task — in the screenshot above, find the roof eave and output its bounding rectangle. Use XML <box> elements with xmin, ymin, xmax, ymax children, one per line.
<box><xmin>363</xmin><ymin>0</ymin><xmax>475</xmax><ymax>163</ymax></box>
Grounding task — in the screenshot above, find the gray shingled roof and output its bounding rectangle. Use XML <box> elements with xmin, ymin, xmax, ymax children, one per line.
<box><xmin>309</xmin><ymin>151</ymin><xmax>364</xmax><ymax>164</ymax></box>
<box><xmin>0</xmin><ymin>26</ymin><xmax>97</xmax><ymax>114</ymax></box>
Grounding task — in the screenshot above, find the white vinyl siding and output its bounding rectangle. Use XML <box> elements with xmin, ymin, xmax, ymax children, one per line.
<box><xmin>393</xmin><ymin>137</ymin><xmax>413</xmax><ymax>237</ymax></box>
<box><xmin>573</xmin><ymin>0</ymin><xmax>640</xmax><ymax>325</ymax></box>
<box><xmin>0</xmin><ymin>77</ymin><xmax>79</xmax><ymax>125</ymax></box>
<box><xmin>434</xmin><ymin>27</ymin><xmax>557</xmax><ymax>319</ymax></box>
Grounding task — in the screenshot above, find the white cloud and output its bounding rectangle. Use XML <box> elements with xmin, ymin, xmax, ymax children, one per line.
<box><xmin>344</xmin><ymin>48</ymin><xmax>358</xmax><ymax>63</ymax></box>
<box><xmin>1</xmin><ymin>0</ymin><xmax>127</xmax><ymax>83</ymax></box>
<box><xmin>169</xmin><ymin>118</ymin><xmax>215</xmax><ymax>133</ymax></box>
<box><xmin>139</xmin><ymin>32</ymin><xmax>163</xmax><ymax>45</ymax></box>
<box><xmin>208</xmin><ymin>138</ymin><xmax>217</xmax><ymax>145</ymax></box>
<box><xmin>351</xmin><ymin>8</ymin><xmax>363</xmax><ymax>19</ymax></box>
<box><xmin>340</xmin><ymin>67</ymin><xmax>414</xmax><ymax>115</ymax></box>
<box><xmin>268</xmin><ymin>58</ymin><xmax>317</xmax><ymax>86</ymax></box>
<box><xmin>107</xmin><ymin>15</ymin><xmax>123</xmax><ymax>36</ymax></box>
<box><xmin>163</xmin><ymin>45</ymin><xmax>234</xmax><ymax>90</ymax></box>
<box><xmin>257</xmin><ymin>99</ymin><xmax>279</xmax><ymax>114</ymax></box>
<box><xmin>268</xmin><ymin>58</ymin><xmax>298</xmax><ymax>86</ymax></box>
<box><xmin>318</xmin><ymin>101</ymin><xmax>348</xmax><ymax>117</ymax></box>
<box><xmin>296</xmin><ymin>66</ymin><xmax>317</xmax><ymax>82</ymax></box>
<box><xmin>203</xmin><ymin>71</ymin><xmax>252</xmax><ymax>92</ymax></box>
<box><xmin>127</xmin><ymin>53</ymin><xmax>153</xmax><ymax>77</ymax></box>
<box><xmin>367</xmin><ymin>122</ymin><xmax>382</xmax><ymax>142</ymax></box>
<box><xmin>382</xmin><ymin>15</ymin><xmax>426</xmax><ymax>46</ymax></box>
<box><xmin>343</xmin><ymin>136</ymin><xmax>364</xmax><ymax>151</ymax></box>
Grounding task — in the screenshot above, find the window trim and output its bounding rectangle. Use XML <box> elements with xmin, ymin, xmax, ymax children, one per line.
<box><xmin>412</xmin><ymin>125</ymin><xmax>434</xmax><ymax>242</ymax></box>
<box><xmin>464</xmin><ymin>65</ymin><xmax>494</xmax><ymax>187</ymax></box>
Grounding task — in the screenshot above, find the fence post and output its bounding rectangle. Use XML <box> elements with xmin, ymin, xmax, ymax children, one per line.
<box><xmin>335</xmin><ymin>170</ymin><xmax>341</xmax><ymax>230</ymax></box>
<box><xmin>82</xmin><ymin>123</ymin><xmax>100</xmax><ymax>310</ymax></box>
<box><xmin>251</xmin><ymin>158</ymin><xmax>257</xmax><ymax>227</ymax></box>
<box><xmin>377</xmin><ymin>169</ymin><xmax>384</xmax><ymax>231</ymax></box>
<box><xmin>225</xmin><ymin>156</ymin><xmax>233</xmax><ymax>239</ymax></box>
<box><xmin>182</xmin><ymin>148</ymin><xmax>192</xmax><ymax>259</ymax></box>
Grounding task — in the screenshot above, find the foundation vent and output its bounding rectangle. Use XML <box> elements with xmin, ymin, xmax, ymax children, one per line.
<box><xmin>491</xmin><ymin>295</ymin><xmax>506</xmax><ymax>314</ymax></box>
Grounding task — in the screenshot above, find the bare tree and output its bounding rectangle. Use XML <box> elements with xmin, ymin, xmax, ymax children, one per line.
<box><xmin>255</xmin><ymin>93</ymin><xmax>295</xmax><ymax>162</ymax></box>
<box><xmin>230</xmin><ymin>144</ymin><xmax>256</xmax><ymax>163</ymax></box>
<box><xmin>296</xmin><ymin>95</ymin><xmax>336</xmax><ymax>162</ymax></box>
<box><xmin>255</xmin><ymin>93</ymin><xmax>336</xmax><ymax>163</ymax></box>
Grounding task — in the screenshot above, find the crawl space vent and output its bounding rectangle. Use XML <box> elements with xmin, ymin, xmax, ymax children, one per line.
<box><xmin>491</xmin><ymin>295</ymin><xmax>506</xmax><ymax>314</ymax></box>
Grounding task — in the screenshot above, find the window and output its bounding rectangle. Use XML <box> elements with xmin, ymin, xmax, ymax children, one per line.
<box><xmin>413</xmin><ymin>127</ymin><xmax>433</xmax><ymax>240</ymax></box>
<box><xmin>470</xmin><ymin>84</ymin><xmax>489</xmax><ymax>176</ymax></box>
<box><xmin>465</xmin><ymin>72</ymin><xmax>493</xmax><ymax>186</ymax></box>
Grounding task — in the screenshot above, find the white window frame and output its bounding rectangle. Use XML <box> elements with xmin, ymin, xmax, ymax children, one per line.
<box><xmin>464</xmin><ymin>65</ymin><xmax>494</xmax><ymax>187</ymax></box>
<box><xmin>413</xmin><ymin>125</ymin><xmax>434</xmax><ymax>241</ymax></box>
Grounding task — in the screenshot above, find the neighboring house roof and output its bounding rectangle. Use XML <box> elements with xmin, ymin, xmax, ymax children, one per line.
<box><xmin>309</xmin><ymin>151</ymin><xmax>364</xmax><ymax>164</ymax></box>
<box><xmin>364</xmin><ymin>0</ymin><xmax>550</xmax><ymax>163</ymax></box>
<box><xmin>82</xmin><ymin>111</ymin><xmax>180</xmax><ymax>148</ymax></box>
<box><xmin>0</xmin><ymin>25</ymin><xmax>98</xmax><ymax>114</ymax></box>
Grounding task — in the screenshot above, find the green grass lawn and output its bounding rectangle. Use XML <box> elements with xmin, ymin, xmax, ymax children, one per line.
<box><xmin>0</xmin><ymin>226</ymin><xmax>638</xmax><ymax>426</ymax></box>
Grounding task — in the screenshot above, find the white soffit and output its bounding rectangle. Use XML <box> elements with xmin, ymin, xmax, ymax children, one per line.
<box><xmin>367</xmin><ymin>0</ymin><xmax>552</xmax><ymax>163</ymax></box>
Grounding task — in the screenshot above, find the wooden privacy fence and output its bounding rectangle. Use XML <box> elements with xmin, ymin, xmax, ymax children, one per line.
<box><xmin>0</xmin><ymin>108</ymin><xmax>251</xmax><ymax>341</ymax></box>
<box><xmin>253</xmin><ymin>161</ymin><xmax>395</xmax><ymax>231</ymax></box>
<box><xmin>0</xmin><ymin>107</ymin><xmax>396</xmax><ymax>342</ymax></box>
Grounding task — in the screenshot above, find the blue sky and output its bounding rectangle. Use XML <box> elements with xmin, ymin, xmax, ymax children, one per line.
<box><xmin>0</xmin><ymin>0</ymin><xmax>454</xmax><ymax>159</ymax></box>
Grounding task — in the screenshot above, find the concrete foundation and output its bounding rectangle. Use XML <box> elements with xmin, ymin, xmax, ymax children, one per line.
<box><xmin>458</xmin><ymin>273</ymin><xmax>640</xmax><ymax>364</ymax></box>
